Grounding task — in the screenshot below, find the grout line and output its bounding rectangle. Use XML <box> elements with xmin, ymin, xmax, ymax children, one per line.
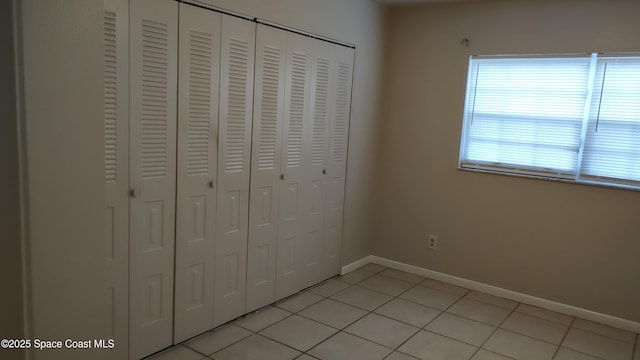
<box><xmin>182</xmin><ymin>324</ymin><xmax>255</xmax><ymax>357</ymax></box>
<box><xmin>371</xmin><ymin>270</ymin><xmax>423</xmax><ymax>285</ymax></box>
<box><xmin>467</xmin><ymin>294</ymin><xmax>519</xmax><ymax>360</ymax></box>
<box><xmin>302</xmin><ymin>331</ymin><xmax>345</xmax><ymax>358</ymax></box>
<box><xmin>463</xmin><ymin>290</ymin><xmax>520</xmax><ymax>311</ymax></box>
<box><xmin>369</xmin><ymin>258</ymin><xmax>640</xmax><ymax>334</ymax></box>
<box><xmin>371</xmin><ymin>306</ymin><xmax>434</xmax><ymax>329</ymax></box>
<box><xmin>238</xmin><ymin>310</ymin><xmax>328</xmax><ymax>357</ymax></box>
<box><xmin>339</xmin><ymin>266</ymin><xmax>472</xmax><ymax>313</ymax></box>
<box><xmin>327</xmin><ymin>284</ymin><xmax>396</xmax><ymax>310</ymax></box>
<box><xmin>318</xmin><ymin>275</ymin><xmax>425</xmax><ymax>353</ymax></box>
<box><xmin>568</xmin><ymin>324</ymin><xmax>638</xmax><ymax>345</ymax></box>
<box><xmin>559</xmin><ymin>348</ymin><xmax>608</xmax><ymax>360</ymax></box>
<box><xmin>341</xmin><ymin>327</ymin><xmax>416</xmax><ymax>351</ymax></box>
<box><xmin>169</xmin><ymin>265</ymin><xmax>636</xmax><ymax>360</ymax></box>
<box><xmin>296</xmin><ymin>291</ymin><xmax>615</xmax><ymax>360</ymax></box>
<box><xmin>382</xmin><ymin>350</ymin><xmax>421</xmax><ymax>360</ymax></box>
<box><xmin>273</xmin><ymin>290</ymin><xmax>326</xmax><ymax>313</ymax></box>
<box><xmin>295</xmin><ymin>300</ymin><xmax>370</xmax><ymax>332</ymax></box>
<box><xmin>182</xmin><ymin>344</ymin><xmax>210</xmax><ymax>358</ymax></box>
<box><xmin>421</xmin><ymin>278</ymin><xmax>472</xmax><ymax>297</ymax></box>
<box><xmin>250</xmin><ymin>332</ymin><xmax>311</xmax><ymax>356</ymax></box>
<box><xmin>299</xmin><ymin>353</ymin><xmax>320</xmax><ymax>359</ymax></box>
<box><xmin>503</xmin><ymin>306</ymin><xmax>639</xmax><ymax>349</ymax></box>
<box><xmin>244</xmin><ymin>284</ymin><xmax>380</xmax><ymax>356</ymax></box>
<box><xmin>414</xmin><ymin>288</ymin><xmax>491</xmax><ymax>349</ymax></box>
<box><xmin>233</xmin><ymin>310</ymin><xmax>295</xmax><ymax>333</ymax></box>
<box><xmin>550</xmin><ymin>315</ymin><xmax>575</xmax><ymax>359</ymax></box>
<box><xmin>555</xmin><ymin>317</ymin><xmax>623</xmax><ymax>360</ymax></box>
<box><xmin>385</xmin><ymin>282</ymin><xmax>467</xmax><ymax>356</ymax></box>
<box><xmin>514</xmin><ymin>304</ymin><xmax>575</xmax><ymax>326</ymax></box>
<box><xmin>476</xmin><ymin>349</ymin><xmax>519</xmax><ymax>360</ymax></box>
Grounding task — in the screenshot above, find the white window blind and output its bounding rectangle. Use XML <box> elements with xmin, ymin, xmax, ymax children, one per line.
<box><xmin>459</xmin><ymin>54</ymin><xmax>640</xmax><ymax>190</ymax></box>
<box><xmin>582</xmin><ymin>56</ymin><xmax>640</xmax><ymax>185</ymax></box>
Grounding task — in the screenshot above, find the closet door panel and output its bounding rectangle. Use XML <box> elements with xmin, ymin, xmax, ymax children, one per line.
<box><xmin>215</xmin><ymin>15</ymin><xmax>255</xmax><ymax>326</ymax></box>
<box><xmin>129</xmin><ymin>0</ymin><xmax>178</xmax><ymax>358</ymax></box>
<box><xmin>302</xmin><ymin>40</ymin><xmax>334</xmax><ymax>287</ymax></box>
<box><xmin>174</xmin><ymin>3</ymin><xmax>220</xmax><ymax>343</ymax></box>
<box><xmin>103</xmin><ymin>0</ymin><xmax>128</xmax><ymax>358</ymax></box>
<box><xmin>275</xmin><ymin>33</ymin><xmax>313</xmax><ymax>300</ymax></box>
<box><xmin>324</xmin><ymin>45</ymin><xmax>354</xmax><ymax>279</ymax></box>
<box><xmin>246</xmin><ymin>25</ymin><xmax>287</xmax><ymax>312</ymax></box>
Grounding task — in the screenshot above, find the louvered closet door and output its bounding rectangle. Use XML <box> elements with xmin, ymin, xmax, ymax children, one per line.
<box><xmin>275</xmin><ymin>33</ymin><xmax>313</xmax><ymax>300</ymax></box>
<box><xmin>103</xmin><ymin>0</ymin><xmax>128</xmax><ymax>358</ymax></box>
<box><xmin>129</xmin><ymin>0</ymin><xmax>178</xmax><ymax>358</ymax></box>
<box><xmin>323</xmin><ymin>45</ymin><xmax>354</xmax><ymax>280</ymax></box>
<box><xmin>214</xmin><ymin>15</ymin><xmax>255</xmax><ymax>326</ymax></box>
<box><xmin>174</xmin><ymin>3</ymin><xmax>220</xmax><ymax>343</ymax></box>
<box><xmin>246</xmin><ymin>25</ymin><xmax>287</xmax><ymax>312</ymax></box>
<box><xmin>301</xmin><ymin>40</ymin><xmax>335</xmax><ymax>288</ymax></box>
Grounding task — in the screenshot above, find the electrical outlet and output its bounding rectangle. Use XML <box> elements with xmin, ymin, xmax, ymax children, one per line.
<box><xmin>428</xmin><ymin>234</ymin><xmax>438</xmax><ymax>250</ymax></box>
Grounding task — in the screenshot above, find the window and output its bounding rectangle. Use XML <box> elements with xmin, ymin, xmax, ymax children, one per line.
<box><xmin>459</xmin><ymin>54</ymin><xmax>640</xmax><ymax>189</ymax></box>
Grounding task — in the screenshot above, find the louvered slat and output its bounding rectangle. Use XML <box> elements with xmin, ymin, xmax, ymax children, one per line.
<box><xmin>287</xmin><ymin>51</ymin><xmax>306</xmax><ymax>167</ymax></box>
<box><xmin>103</xmin><ymin>2</ymin><xmax>129</xmax><ymax>358</ymax></box>
<box><xmin>129</xmin><ymin>1</ymin><xmax>177</xmax><ymax>358</ymax></box>
<box><xmin>104</xmin><ymin>11</ymin><xmax>117</xmax><ymax>183</ymax></box>
<box><xmin>258</xmin><ymin>45</ymin><xmax>281</xmax><ymax>170</ymax></box>
<box><xmin>187</xmin><ymin>30</ymin><xmax>212</xmax><ymax>176</ymax></box>
<box><xmin>332</xmin><ymin>62</ymin><xmax>351</xmax><ymax>163</ymax></box>
<box><xmin>225</xmin><ymin>38</ymin><xmax>249</xmax><ymax>172</ymax></box>
<box><xmin>312</xmin><ymin>58</ymin><xmax>330</xmax><ymax>166</ymax></box>
<box><xmin>174</xmin><ymin>3</ymin><xmax>220</xmax><ymax>343</ymax></box>
<box><xmin>246</xmin><ymin>25</ymin><xmax>285</xmax><ymax>312</ymax></box>
<box><xmin>141</xmin><ymin>20</ymin><xmax>168</xmax><ymax>179</ymax></box>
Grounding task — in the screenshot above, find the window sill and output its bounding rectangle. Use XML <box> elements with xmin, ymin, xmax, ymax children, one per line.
<box><xmin>457</xmin><ymin>165</ymin><xmax>640</xmax><ymax>193</ymax></box>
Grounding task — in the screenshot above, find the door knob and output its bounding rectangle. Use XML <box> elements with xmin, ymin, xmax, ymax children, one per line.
<box><xmin>208</xmin><ymin>180</ymin><xmax>216</xmax><ymax>189</ymax></box>
<box><xmin>322</xmin><ymin>169</ymin><xmax>327</xmax><ymax>175</ymax></box>
<box><xmin>130</xmin><ymin>188</ymin><xmax>141</xmax><ymax>198</ymax></box>
<box><xmin>280</xmin><ymin>173</ymin><xmax>286</xmax><ymax>181</ymax></box>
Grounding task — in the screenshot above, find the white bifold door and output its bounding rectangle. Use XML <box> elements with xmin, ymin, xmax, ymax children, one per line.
<box><xmin>174</xmin><ymin>3</ymin><xmax>256</xmax><ymax>339</ymax></box>
<box><xmin>275</xmin><ymin>33</ymin><xmax>354</xmax><ymax>300</ymax></box>
<box><xmin>173</xmin><ymin>3</ymin><xmax>220</xmax><ymax>343</ymax></box>
<box><xmin>103</xmin><ymin>1</ymin><xmax>352</xmax><ymax>356</ymax></box>
<box><xmin>213</xmin><ymin>14</ymin><xmax>256</xmax><ymax>327</ymax></box>
<box><xmin>246</xmin><ymin>25</ymin><xmax>287</xmax><ymax>312</ymax></box>
<box><xmin>246</xmin><ymin>25</ymin><xmax>355</xmax><ymax>306</ymax></box>
<box><xmin>103</xmin><ymin>0</ymin><xmax>129</xmax><ymax>358</ymax></box>
<box><xmin>322</xmin><ymin>45</ymin><xmax>354</xmax><ymax>281</ymax></box>
<box><xmin>129</xmin><ymin>0</ymin><xmax>178</xmax><ymax>358</ymax></box>
<box><xmin>275</xmin><ymin>32</ymin><xmax>315</xmax><ymax>299</ymax></box>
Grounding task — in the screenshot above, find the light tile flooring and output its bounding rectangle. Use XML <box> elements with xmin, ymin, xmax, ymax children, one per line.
<box><xmin>148</xmin><ymin>264</ymin><xmax>640</xmax><ymax>360</ymax></box>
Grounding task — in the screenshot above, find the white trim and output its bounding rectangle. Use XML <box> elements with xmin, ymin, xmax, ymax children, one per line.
<box><xmin>13</xmin><ymin>0</ymin><xmax>32</xmax><ymax>349</ymax></box>
<box><xmin>342</xmin><ymin>255</ymin><xmax>640</xmax><ymax>334</ymax></box>
<box><xmin>340</xmin><ymin>255</ymin><xmax>372</xmax><ymax>275</ymax></box>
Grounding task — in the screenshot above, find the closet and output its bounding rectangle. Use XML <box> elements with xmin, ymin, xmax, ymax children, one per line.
<box><xmin>246</xmin><ymin>27</ymin><xmax>355</xmax><ymax>306</ymax></box>
<box><xmin>104</xmin><ymin>0</ymin><xmax>354</xmax><ymax>358</ymax></box>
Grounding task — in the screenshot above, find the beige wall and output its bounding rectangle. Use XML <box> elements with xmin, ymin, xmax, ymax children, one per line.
<box><xmin>200</xmin><ymin>0</ymin><xmax>386</xmax><ymax>264</ymax></box>
<box><xmin>0</xmin><ymin>1</ymin><xmax>24</xmax><ymax>358</ymax></box>
<box><xmin>21</xmin><ymin>0</ymin><xmax>108</xmax><ymax>359</ymax></box>
<box><xmin>377</xmin><ymin>0</ymin><xmax>640</xmax><ymax>322</ymax></box>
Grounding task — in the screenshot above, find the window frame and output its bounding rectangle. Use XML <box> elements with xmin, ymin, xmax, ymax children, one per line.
<box><xmin>458</xmin><ymin>53</ymin><xmax>640</xmax><ymax>192</ymax></box>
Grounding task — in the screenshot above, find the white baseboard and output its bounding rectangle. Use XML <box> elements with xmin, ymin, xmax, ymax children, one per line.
<box><xmin>342</xmin><ymin>255</ymin><xmax>640</xmax><ymax>334</ymax></box>
<box><xmin>340</xmin><ymin>255</ymin><xmax>372</xmax><ymax>275</ymax></box>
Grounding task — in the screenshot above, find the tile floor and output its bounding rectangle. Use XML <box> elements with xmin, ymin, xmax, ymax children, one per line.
<box><xmin>147</xmin><ymin>263</ymin><xmax>640</xmax><ymax>360</ymax></box>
